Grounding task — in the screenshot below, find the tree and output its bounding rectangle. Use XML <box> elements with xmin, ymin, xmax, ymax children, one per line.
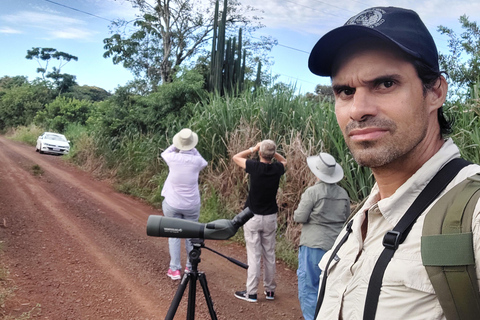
<box><xmin>438</xmin><ymin>15</ymin><xmax>480</xmax><ymax>94</ymax></box>
<box><xmin>0</xmin><ymin>76</ymin><xmax>28</xmax><ymax>91</ymax></box>
<box><xmin>26</xmin><ymin>47</ymin><xmax>79</xmax><ymax>94</ymax></box>
<box><xmin>103</xmin><ymin>0</ymin><xmax>273</xmax><ymax>91</ymax></box>
<box><xmin>62</xmin><ymin>85</ymin><xmax>111</xmax><ymax>102</ymax></box>
<box><xmin>0</xmin><ymin>82</ymin><xmax>53</xmax><ymax>129</ymax></box>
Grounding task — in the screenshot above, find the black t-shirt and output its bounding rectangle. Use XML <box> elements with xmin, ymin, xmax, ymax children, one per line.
<box><xmin>244</xmin><ymin>159</ymin><xmax>285</xmax><ymax>215</ymax></box>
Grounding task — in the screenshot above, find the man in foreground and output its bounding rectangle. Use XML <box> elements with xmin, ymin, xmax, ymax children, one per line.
<box><xmin>308</xmin><ymin>6</ymin><xmax>480</xmax><ymax>319</ymax></box>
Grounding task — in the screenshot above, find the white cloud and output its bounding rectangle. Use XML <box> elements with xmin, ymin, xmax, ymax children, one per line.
<box><xmin>0</xmin><ymin>26</ymin><xmax>22</xmax><ymax>34</ymax></box>
<box><xmin>239</xmin><ymin>0</ymin><xmax>477</xmax><ymax>35</ymax></box>
<box><xmin>1</xmin><ymin>10</ymin><xmax>97</xmax><ymax>40</ymax></box>
<box><xmin>51</xmin><ymin>28</ymin><xmax>95</xmax><ymax>40</ymax></box>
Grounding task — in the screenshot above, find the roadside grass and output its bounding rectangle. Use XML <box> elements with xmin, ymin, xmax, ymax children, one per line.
<box><xmin>6</xmin><ymin>125</ymin><xmax>44</xmax><ymax>146</ymax></box>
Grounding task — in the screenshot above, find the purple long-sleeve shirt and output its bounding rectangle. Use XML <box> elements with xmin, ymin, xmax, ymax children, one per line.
<box><xmin>161</xmin><ymin>144</ymin><xmax>208</xmax><ymax>210</ymax></box>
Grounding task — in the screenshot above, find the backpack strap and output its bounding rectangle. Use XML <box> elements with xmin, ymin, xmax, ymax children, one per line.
<box><xmin>422</xmin><ymin>173</ymin><xmax>480</xmax><ymax>320</ymax></box>
<box><xmin>363</xmin><ymin>158</ymin><xmax>471</xmax><ymax>320</ymax></box>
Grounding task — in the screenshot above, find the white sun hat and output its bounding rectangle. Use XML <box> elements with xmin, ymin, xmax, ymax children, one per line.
<box><xmin>306</xmin><ymin>152</ymin><xmax>344</xmax><ymax>184</ymax></box>
<box><xmin>172</xmin><ymin>128</ymin><xmax>198</xmax><ymax>151</ymax></box>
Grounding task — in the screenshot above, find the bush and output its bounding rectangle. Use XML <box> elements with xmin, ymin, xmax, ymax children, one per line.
<box><xmin>34</xmin><ymin>96</ymin><xmax>93</xmax><ymax>133</ymax></box>
<box><xmin>0</xmin><ymin>83</ymin><xmax>53</xmax><ymax>129</ymax></box>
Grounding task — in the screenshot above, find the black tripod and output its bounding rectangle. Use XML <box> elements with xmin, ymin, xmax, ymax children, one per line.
<box><xmin>165</xmin><ymin>239</ymin><xmax>248</xmax><ymax>320</ymax></box>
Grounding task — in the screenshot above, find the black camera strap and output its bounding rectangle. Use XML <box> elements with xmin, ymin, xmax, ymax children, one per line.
<box><xmin>313</xmin><ymin>158</ymin><xmax>470</xmax><ymax>319</ymax></box>
<box><xmin>314</xmin><ymin>219</ymin><xmax>354</xmax><ymax>318</ymax></box>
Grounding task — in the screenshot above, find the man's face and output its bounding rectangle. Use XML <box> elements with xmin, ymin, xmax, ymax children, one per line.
<box><xmin>331</xmin><ymin>41</ymin><xmax>438</xmax><ymax>169</ymax></box>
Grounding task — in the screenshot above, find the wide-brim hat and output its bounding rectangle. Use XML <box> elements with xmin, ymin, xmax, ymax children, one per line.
<box><xmin>308</xmin><ymin>6</ymin><xmax>439</xmax><ymax>77</ymax></box>
<box><xmin>306</xmin><ymin>153</ymin><xmax>344</xmax><ymax>184</ymax></box>
<box><xmin>173</xmin><ymin>128</ymin><xmax>198</xmax><ymax>151</ymax></box>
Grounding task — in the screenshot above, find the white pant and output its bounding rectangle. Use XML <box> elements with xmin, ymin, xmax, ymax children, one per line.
<box><xmin>243</xmin><ymin>213</ymin><xmax>277</xmax><ymax>295</ymax></box>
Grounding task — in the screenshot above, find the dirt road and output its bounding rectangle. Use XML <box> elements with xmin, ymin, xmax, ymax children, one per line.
<box><xmin>0</xmin><ymin>136</ymin><xmax>303</xmax><ymax>320</ymax></box>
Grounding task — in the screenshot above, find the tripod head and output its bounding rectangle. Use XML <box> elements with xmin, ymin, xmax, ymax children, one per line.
<box><xmin>188</xmin><ymin>238</ymin><xmax>248</xmax><ymax>270</ymax></box>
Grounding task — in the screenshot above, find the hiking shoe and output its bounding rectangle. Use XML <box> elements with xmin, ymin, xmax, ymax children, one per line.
<box><xmin>167</xmin><ymin>268</ymin><xmax>181</xmax><ymax>280</ymax></box>
<box><xmin>234</xmin><ymin>290</ymin><xmax>257</xmax><ymax>302</ymax></box>
<box><xmin>264</xmin><ymin>291</ymin><xmax>275</xmax><ymax>300</ymax></box>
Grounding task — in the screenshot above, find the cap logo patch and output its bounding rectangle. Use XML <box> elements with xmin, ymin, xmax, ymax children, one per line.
<box><xmin>346</xmin><ymin>8</ymin><xmax>386</xmax><ymax>28</ymax></box>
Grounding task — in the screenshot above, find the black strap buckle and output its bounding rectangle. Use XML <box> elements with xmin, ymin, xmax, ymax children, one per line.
<box><xmin>383</xmin><ymin>230</ymin><xmax>401</xmax><ymax>250</ymax></box>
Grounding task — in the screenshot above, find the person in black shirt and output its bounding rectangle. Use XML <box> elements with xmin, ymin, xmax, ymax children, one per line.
<box><xmin>232</xmin><ymin>140</ymin><xmax>287</xmax><ymax>302</ymax></box>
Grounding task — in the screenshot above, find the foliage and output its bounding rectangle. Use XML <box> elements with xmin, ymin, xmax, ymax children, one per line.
<box><xmin>7</xmin><ymin>124</ymin><xmax>44</xmax><ymax>146</ymax></box>
<box><xmin>0</xmin><ymin>83</ymin><xmax>53</xmax><ymax>130</ymax></box>
<box><xmin>89</xmin><ymin>68</ymin><xmax>205</xmax><ymax>137</ymax></box>
<box><xmin>61</xmin><ymin>85</ymin><xmax>111</xmax><ymax>102</ymax></box>
<box><xmin>438</xmin><ymin>15</ymin><xmax>480</xmax><ymax>95</ymax></box>
<box><xmin>34</xmin><ymin>96</ymin><xmax>93</xmax><ymax>133</ymax></box>
<box><xmin>103</xmin><ymin>0</ymin><xmax>273</xmax><ymax>91</ymax></box>
<box><xmin>0</xmin><ymin>76</ymin><xmax>29</xmax><ymax>92</ymax></box>
<box><xmin>25</xmin><ymin>47</ymin><xmax>79</xmax><ymax>94</ymax></box>
<box><xmin>448</xmin><ymin>81</ymin><xmax>480</xmax><ymax>164</ymax></box>
<box><xmin>304</xmin><ymin>84</ymin><xmax>334</xmax><ymax>103</ymax></box>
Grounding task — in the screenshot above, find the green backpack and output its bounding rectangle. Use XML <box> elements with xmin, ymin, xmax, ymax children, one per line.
<box><xmin>421</xmin><ymin>173</ymin><xmax>480</xmax><ymax>320</ymax></box>
<box><xmin>318</xmin><ymin>172</ymin><xmax>480</xmax><ymax>319</ymax></box>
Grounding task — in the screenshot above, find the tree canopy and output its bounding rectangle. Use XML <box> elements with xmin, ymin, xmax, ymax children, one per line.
<box><xmin>26</xmin><ymin>47</ymin><xmax>79</xmax><ymax>94</ymax></box>
<box><xmin>103</xmin><ymin>0</ymin><xmax>274</xmax><ymax>91</ymax></box>
<box><xmin>438</xmin><ymin>15</ymin><xmax>480</xmax><ymax>94</ymax></box>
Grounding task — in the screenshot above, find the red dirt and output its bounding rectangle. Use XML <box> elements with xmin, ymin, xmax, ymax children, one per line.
<box><xmin>0</xmin><ymin>136</ymin><xmax>303</xmax><ymax>320</ymax></box>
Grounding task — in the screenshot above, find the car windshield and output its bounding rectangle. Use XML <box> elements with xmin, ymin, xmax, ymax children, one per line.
<box><xmin>45</xmin><ymin>134</ymin><xmax>67</xmax><ymax>142</ymax></box>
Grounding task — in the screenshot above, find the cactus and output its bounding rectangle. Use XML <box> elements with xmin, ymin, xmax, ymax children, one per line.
<box><xmin>208</xmin><ymin>0</ymin><xmax>255</xmax><ymax>95</ymax></box>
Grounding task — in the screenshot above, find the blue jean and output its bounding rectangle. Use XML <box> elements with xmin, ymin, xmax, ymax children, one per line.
<box><xmin>162</xmin><ymin>200</ymin><xmax>200</xmax><ymax>271</ymax></box>
<box><xmin>297</xmin><ymin>246</ymin><xmax>326</xmax><ymax>320</ymax></box>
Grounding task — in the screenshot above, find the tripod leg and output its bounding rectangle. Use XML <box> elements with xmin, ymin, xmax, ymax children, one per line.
<box><xmin>165</xmin><ymin>273</ymin><xmax>190</xmax><ymax>320</ymax></box>
<box><xmin>187</xmin><ymin>271</ymin><xmax>197</xmax><ymax>320</ymax></box>
<box><xmin>198</xmin><ymin>273</ymin><xmax>218</xmax><ymax>320</ymax></box>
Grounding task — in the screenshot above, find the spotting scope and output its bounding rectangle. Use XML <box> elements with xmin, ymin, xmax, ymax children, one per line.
<box><xmin>146</xmin><ymin>207</ymin><xmax>253</xmax><ymax>240</ymax></box>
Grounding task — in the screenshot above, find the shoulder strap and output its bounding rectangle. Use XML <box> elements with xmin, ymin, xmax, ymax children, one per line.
<box><xmin>314</xmin><ymin>194</ymin><xmax>364</xmax><ymax>318</ymax></box>
<box><xmin>422</xmin><ymin>173</ymin><xmax>480</xmax><ymax>320</ymax></box>
<box><xmin>314</xmin><ymin>219</ymin><xmax>354</xmax><ymax>319</ymax></box>
<box><xmin>363</xmin><ymin>158</ymin><xmax>471</xmax><ymax>320</ymax></box>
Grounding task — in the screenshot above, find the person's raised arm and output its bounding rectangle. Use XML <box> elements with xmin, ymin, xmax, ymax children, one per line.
<box><xmin>233</xmin><ymin>142</ymin><xmax>260</xmax><ymax>169</ymax></box>
<box><xmin>274</xmin><ymin>152</ymin><xmax>287</xmax><ymax>168</ymax></box>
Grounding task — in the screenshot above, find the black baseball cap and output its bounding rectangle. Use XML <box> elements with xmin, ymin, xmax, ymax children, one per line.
<box><xmin>308</xmin><ymin>7</ymin><xmax>439</xmax><ymax>77</ymax></box>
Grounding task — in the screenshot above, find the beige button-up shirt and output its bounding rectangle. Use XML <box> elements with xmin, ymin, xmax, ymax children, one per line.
<box><xmin>316</xmin><ymin>138</ymin><xmax>480</xmax><ymax>320</ymax></box>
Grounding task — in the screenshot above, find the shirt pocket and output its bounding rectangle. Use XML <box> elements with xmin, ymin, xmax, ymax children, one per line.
<box><xmin>380</xmin><ymin>253</ymin><xmax>444</xmax><ymax>319</ymax></box>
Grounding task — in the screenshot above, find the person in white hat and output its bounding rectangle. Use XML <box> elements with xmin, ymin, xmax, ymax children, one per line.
<box><xmin>161</xmin><ymin>128</ymin><xmax>208</xmax><ymax>280</ymax></box>
<box><xmin>294</xmin><ymin>152</ymin><xmax>350</xmax><ymax>320</ymax></box>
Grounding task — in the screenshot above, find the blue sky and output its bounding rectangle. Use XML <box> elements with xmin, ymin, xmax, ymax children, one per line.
<box><xmin>0</xmin><ymin>0</ymin><xmax>477</xmax><ymax>94</ymax></box>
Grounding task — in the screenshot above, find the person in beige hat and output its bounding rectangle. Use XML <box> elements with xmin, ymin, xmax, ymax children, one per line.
<box><xmin>161</xmin><ymin>128</ymin><xmax>207</xmax><ymax>280</ymax></box>
<box><xmin>294</xmin><ymin>152</ymin><xmax>350</xmax><ymax>320</ymax></box>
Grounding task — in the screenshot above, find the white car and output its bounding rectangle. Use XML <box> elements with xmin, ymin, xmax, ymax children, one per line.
<box><xmin>36</xmin><ymin>132</ymin><xmax>70</xmax><ymax>155</ymax></box>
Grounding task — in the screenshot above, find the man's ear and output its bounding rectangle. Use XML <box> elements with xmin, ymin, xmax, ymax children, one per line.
<box><xmin>427</xmin><ymin>76</ymin><xmax>448</xmax><ymax>113</ymax></box>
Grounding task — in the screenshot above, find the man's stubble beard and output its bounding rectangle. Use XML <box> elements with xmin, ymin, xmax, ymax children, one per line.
<box><xmin>344</xmin><ymin>119</ymin><xmax>427</xmax><ymax>169</ymax></box>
